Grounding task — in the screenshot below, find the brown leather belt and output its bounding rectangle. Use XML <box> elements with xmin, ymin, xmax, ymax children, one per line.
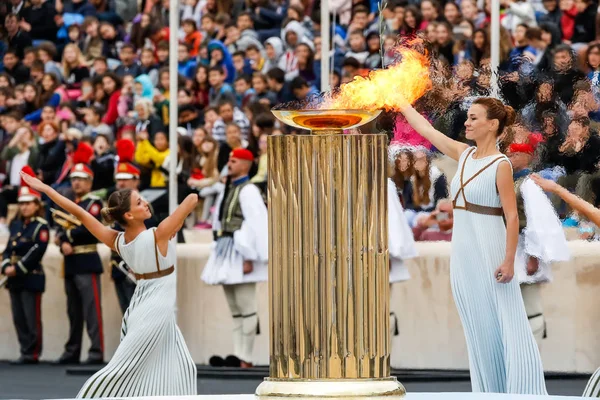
<box><xmin>134</xmin><ymin>265</ymin><xmax>174</xmax><ymax>280</ymax></box>
<box><xmin>453</xmin><ymin>201</ymin><xmax>503</xmax><ymax>216</ymax></box>
<box><xmin>72</xmin><ymin>244</ymin><xmax>98</xmax><ymax>254</ymax></box>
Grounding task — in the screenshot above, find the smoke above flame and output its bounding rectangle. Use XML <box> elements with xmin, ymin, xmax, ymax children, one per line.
<box><xmin>323</xmin><ymin>44</ymin><xmax>432</xmax><ymax>112</ymax></box>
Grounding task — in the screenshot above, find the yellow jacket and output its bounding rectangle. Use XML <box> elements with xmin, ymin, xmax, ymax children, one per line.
<box><xmin>134</xmin><ymin>139</ymin><xmax>170</xmax><ymax>187</ymax></box>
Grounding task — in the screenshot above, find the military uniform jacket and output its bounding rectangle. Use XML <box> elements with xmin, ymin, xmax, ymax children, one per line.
<box><xmin>58</xmin><ymin>194</ymin><xmax>103</xmax><ymax>276</ymax></box>
<box><xmin>1</xmin><ymin>217</ymin><xmax>49</xmax><ymax>292</ymax></box>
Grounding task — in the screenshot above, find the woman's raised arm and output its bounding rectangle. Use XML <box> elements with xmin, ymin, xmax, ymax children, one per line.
<box><xmin>400</xmin><ymin>104</ymin><xmax>469</xmax><ymax>161</ymax></box>
<box><xmin>20</xmin><ymin>172</ymin><xmax>119</xmax><ymax>250</ymax></box>
<box><xmin>154</xmin><ymin>193</ymin><xmax>199</xmax><ymax>244</ymax></box>
<box><xmin>531</xmin><ymin>174</ymin><xmax>600</xmax><ymax>227</ymax></box>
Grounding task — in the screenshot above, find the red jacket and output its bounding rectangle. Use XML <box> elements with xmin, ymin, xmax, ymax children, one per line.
<box><xmin>561</xmin><ymin>5</ymin><xmax>577</xmax><ymax>40</ymax></box>
<box><xmin>102</xmin><ymin>89</ymin><xmax>121</xmax><ymax>126</ymax></box>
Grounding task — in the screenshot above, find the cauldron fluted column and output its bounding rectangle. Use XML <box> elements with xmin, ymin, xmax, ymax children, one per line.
<box><xmin>256</xmin><ymin>109</ymin><xmax>405</xmax><ymax>397</ymax></box>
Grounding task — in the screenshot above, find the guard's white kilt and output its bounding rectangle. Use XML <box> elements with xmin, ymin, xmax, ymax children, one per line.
<box><xmin>201</xmin><ymin>236</ymin><xmax>268</xmax><ymax>285</ymax></box>
<box><xmin>388</xmin><ymin>179</ymin><xmax>418</xmax><ymax>284</ymax></box>
<box><xmin>201</xmin><ymin>183</ymin><xmax>269</xmax><ymax>285</ymax></box>
<box><xmin>515</xmin><ymin>178</ymin><xmax>570</xmax><ymax>285</ymax></box>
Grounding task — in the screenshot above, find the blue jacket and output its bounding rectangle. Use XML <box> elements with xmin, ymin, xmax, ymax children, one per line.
<box><xmin>2</xmin><ymin>217</ymin><xmax>49</xmax><ymax>292</ymax></box>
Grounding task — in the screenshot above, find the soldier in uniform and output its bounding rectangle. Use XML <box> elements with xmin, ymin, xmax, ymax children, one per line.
<box><xmin>1</xmin><ymin>168</ymin><xmax>49</xmax><ymax>364</ymax></box>
<box><xmin>201</xmin><ymin>148</ymin><xmax>268</xmax><ymax>368</ymax></box>
<box><xmin>55</xmin><ymin>159</ymin><xmax>105</xmax><ymax>365</ymax></box>
<box><xmin>507</xmin><ymin>142</ymin><xmax>570</xmax><ymax>346</ymax></box>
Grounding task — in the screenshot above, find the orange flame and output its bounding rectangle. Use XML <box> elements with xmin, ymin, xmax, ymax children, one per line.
<box><xmin>323</xmin><ymin>46</ymin><xmax>431</xmax><ymax>112</ymax></box>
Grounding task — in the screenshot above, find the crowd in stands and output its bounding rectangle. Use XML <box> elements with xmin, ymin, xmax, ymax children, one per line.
<box><xmin>0</xmin><ymin>0</ymin><xmax>597</xmax><ymax>238</ymax></box>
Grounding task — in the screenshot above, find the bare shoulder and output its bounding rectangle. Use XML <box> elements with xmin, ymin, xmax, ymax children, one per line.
<box><xmin>496</xmin><ymin>159</ymin><xmax>514</xmax><ymax>186</ymax></box>
<box><xmin>452</xmin><ymin>143</ymin><xmax>472</xmax><ymax>161</ymax></box>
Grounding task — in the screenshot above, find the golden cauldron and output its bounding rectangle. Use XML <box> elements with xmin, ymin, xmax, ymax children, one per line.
<box><xmin>256</xmin><ymin>108</ymin><xmax>405</xmax><ymax>398</ymax></box>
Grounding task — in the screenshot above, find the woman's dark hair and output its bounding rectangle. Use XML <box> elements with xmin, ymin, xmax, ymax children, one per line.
<box><xmin>586</xmin><ymin>43</ymin><xmax>600</xmax><ymax>70</ymax></box>
<box><xmin>403</xmin><ymin>5</ymin><xmax>423</xmax><ymax>35</ymax></box>
<box><xmin>101</xmin><ymin>189</ymin><xmax>133</xmax><ymax>225</ymax></box>
<box><xmin>473</xmin><ymin>97</ymin><xmax>516</xmax><ymax>136</ymax></box>
<box><xmin>178</xmin><ymin>135</ymin><xmax>194</xmax><ymax>170</ymax></box>
<box><xmin>40</xmin><ymin>73</ymin><xmax>60</xmax><ymax>105</ymax></box>
<box><xmin>101</xmin><ymin>71</ymin><xmax>123</xmax><ymax>92</ymax></box>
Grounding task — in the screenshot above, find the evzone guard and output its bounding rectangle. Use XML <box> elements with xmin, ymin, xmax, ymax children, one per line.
<box><xmin>202</xmin><ymin>148</ymin><xmax>268</xmax><ymax>368</ymax></box>
<box><xmin>506</xmin><ymin>143</ymin><xmax>570</xmax><ymax>345</ymax></box>
<box><xmin>387</xmin><ymin>171</ymin><xmax>418</xmax><ymax>341</ymax></box>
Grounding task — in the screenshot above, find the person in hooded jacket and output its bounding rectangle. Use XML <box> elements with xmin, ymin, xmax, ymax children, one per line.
<box><xmin>279</xmin><ymin>20</ymin><xmax>314</xmax><ymax>82</ymax></box>
<box><xmin>262</xmin><ymin>36</ymin><xmax>284</xmax><ymax>73</ymax></box>
<box><xmin>208</xmin><ymin>39</ymin><xmax>236</xmax><ymax>84</ymax></box>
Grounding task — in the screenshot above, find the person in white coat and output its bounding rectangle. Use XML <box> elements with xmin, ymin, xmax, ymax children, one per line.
<box><xmin>530</xmin><ymin>174</ymin><xmax>600</xmax><ymax>397</ymax></box>
<box><xmin>507</xmin><ymin>143</ymin><xmax>570</xmax><ymax>346</ymax></box>
<box><xmin>201</xmin><ymin>148</ymin><xmax>268</xmax><ymax>368</ymax></box>
<box><xmin>388</xmin><ymin>174</ymin><xmax>418</xmax><ymax>339</ymax></box>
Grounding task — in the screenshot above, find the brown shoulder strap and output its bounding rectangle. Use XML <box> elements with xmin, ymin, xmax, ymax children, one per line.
<box><xmin>452</xmin><ymin>147</ymin><xmax>476</xmax><ymax>205</ymax></box>
<box><xmin>460</xmin><ymin>155</ymin><xmax>506</xmax><ymax>189</ymax></box>
<box><xmin>115</xmin><ymin>232</ymin><xmax>123</xmax><ymax>257</ymax></box>
<box><xmin>153</xmin><ymin>228</ymin><xmax>161</xmax><ymax>272</ymax></box>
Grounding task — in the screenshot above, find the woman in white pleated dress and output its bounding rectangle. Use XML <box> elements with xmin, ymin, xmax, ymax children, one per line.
<box><xmin>398</xmin><ymin>98</ymin><xmax>547</xmax><ymax>394</ymax></box>
<box><xmin>20</xmin><ymin>172</ymin><xmax>198</xmax><ymax>398</ymax></box>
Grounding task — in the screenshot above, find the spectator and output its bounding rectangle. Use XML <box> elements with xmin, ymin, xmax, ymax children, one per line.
<box><xmin>404</xmin><ymin>148</ymin><xmax>448</xmax><ymax>214</ymax></box>
<box><xmin>5</xmin><ymin>13</ymin><xmax>32</xmax><ymax>59</ymax></box>
<box><xmin>0</xmin><ymin>125</ymin><xmax>38</xmax><ymax>232</ymax></box>
<box><xmin>62</xmin><ymin>43</ymin><xmax>90</xmax><ymax>94</ymax></box>
<box><xmin>82</xmin><ymin>105</ymin><xmax>113</xmax><ymax>139</ymax></box>
<box><xmin>100</xmin><ymin>72</ymin><xmax>123</xmax><ymax>126</ymax></box>
<box><xmin>208</xmin><ymin>65</ymin><xmax>235</xmax><ymax>107</ymax></box>
<box><xmin>290</xmin><ymin>76</ymin><xmax>318</xmax><ymax>101</ymax></box>
<box><xmin>212</xmin><ymin>99</ymin><xmax>250</xmax><ymax>142</ymax></box>
<box><xmin>217</xmin><ymin>122</ymin><xmax>247</xmax><ymax>171</ymax></box>
<box><xmin>22</xmin><ymin>0</ymin><xmax>58</xmax><ymax>42</ymax></box>
<box><xmin>90</xmin><ymin>133</ymin><xmax>115</xmax><ymax>190</ymax></box>
<box><xmin>37</xmin><ymin>42</ymin><xmax>64</xmax><ymax>81</ymax></box>
<box><xmin>188</xmin><ymin>135</ymin><xmax>221</xmax><ymax>228</ymax></box>
<box><xmin>3</xmin><ymin>49</ymin><xmax>29</xmax><ymax>85</ymax></box>
<box><xmin>134</xmin><ymin>130</ymin><xmax>170</xmax><ymax>188</ymax></box>
<box><xmin>266</xmin><ymin>67</ymin><xmax>293</xmax><ymax>104</ymax></box>
<box><xmin>134</xmin><ymin>98</ymin><xmax>165</xmax><ymax>138</ymax></box>
<box><xmin>234</xmin><ymin>74</ymin><xmax>256</xmax><ymax>109</ymax></box>
<box><xmin>35</xmin><ymin>121</ymin><xmax>66</xmax><ymax>185</ymax></box>
<box><xmin>246</xmin><ymin>44</ymin><xmax>266</xmax><ymax>73</ymax></box>
<box><xmin>412</xmin><ymin>199</ymin><xmax>454</xmax><ymax>241</ymax></box>
<box><xmin>548</xmin><ymin>44</ymin><xmax>586</xmax><ymax>105</ymax></box>
<box><xmin>251</xmin><ymin>72</ymin><xmax>277</xmax><ymax>106</ymax></box>
<box><xmin>263</xmin><ymin>37</ymin><xmax>284</xmax><ymax>73</ymax></box>
<box><xmin>25</xmin><ymin>73</ymin><xmax>64</xmax><ymax>123</ymax></box>
<box><xmin>182</xmin><ymin>19</ymin><xmax>203</xmax><ymax>57</ymax></box>
<box><xmin>114</xmin><ymin>43</ymin><xmax>142</xmax><ymax>77</ymax></box>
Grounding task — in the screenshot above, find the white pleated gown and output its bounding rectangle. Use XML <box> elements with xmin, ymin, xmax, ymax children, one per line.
<box><xmin>77</xmin><ymin>228</ymin><xmax>197</xmax><ymax>398</ymax></box>
<box><xmin>450</xmin><ymin>147</ymin><xmax>547</xmax><ymax>394</ymax></box>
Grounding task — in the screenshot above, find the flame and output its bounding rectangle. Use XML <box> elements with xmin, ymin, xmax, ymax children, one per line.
<box><xmin>323</xmin><ymin>45</ymin><xmax>431</xmax><ymax>112</ymax></box>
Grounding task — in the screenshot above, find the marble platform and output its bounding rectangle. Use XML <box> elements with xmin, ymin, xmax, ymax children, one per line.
<box><xmin>49</xmin><ymin>392</ymin><xmax>583</xmax><ymax>400</ymax></box>
<box><xmin>1</xmin><ymin>240</ymin><xmax>599</xmax><ymax>373</ymax></box>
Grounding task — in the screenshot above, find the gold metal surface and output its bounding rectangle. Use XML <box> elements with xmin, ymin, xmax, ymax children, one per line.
<box><xmin>271</xmin><ymin>109</ymin><xmax>382</xmax><ymax>134</ymax></box>
<box><xmin>50</xmin><ymin>208</ymin><xmax>81</xmax><ymax>230</ymax></box>
<box><xmin>267</xmin><ymin>133</ymin><xmax>390</xmax><ymax>380</ymax></box>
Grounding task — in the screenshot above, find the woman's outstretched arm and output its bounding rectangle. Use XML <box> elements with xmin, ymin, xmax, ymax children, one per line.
<box><xmin>155</xmin><ymin>193</ymin><xmax>199</xmax><ymax>244</ymax></box>
<box><xmin>400</xmin><ymin>104</ymin><xmax>469</xmax><ymax>161</ymax></box>
<box><xmin>20</xmin><ymin>172</ymin><xmax>119</xmax><ymax>250</ymax></box>
<box><xmin>531</xmin><ymin>174</ymin><xmax>600</xmax><ymax>226</ymax></box>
